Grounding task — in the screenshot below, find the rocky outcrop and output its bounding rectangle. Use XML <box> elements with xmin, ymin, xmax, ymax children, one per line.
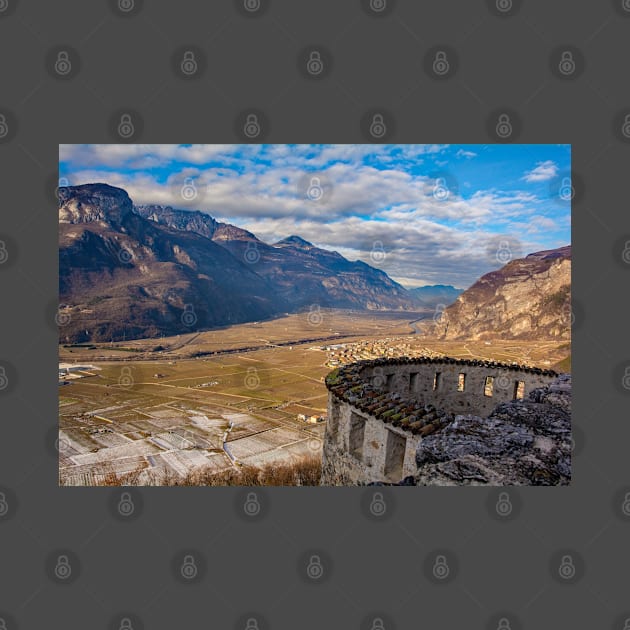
<box><xmin>432</xmin><ymin>246</ymin><xmax>571</xmax><ymax>341</ymax></box>
<box><xmin>413</xmin><ymin>374</ymin><xmax>571</xmax><ymax>485</ymax></box>
<box><xmin>59</xmin><ymin>183</ymin><xmax>133</xmax><ymax>227</ymax></box>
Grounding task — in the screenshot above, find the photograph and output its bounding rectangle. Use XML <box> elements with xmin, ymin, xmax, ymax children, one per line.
<box><xmin>57</xmin><ymin>143</ymin><xmax>571</xmax><ymax>486</ymax></box>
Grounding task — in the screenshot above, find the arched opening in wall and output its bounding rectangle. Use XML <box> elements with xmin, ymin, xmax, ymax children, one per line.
<box><xmin>514</xmin><ymin>380</ymin><xmax>525</xmax><ymax>400</ymax></box>
<box><xmin>484</xmin><ymin>376</ymin><xmax>494</xmax><ymax>397</ymax></box>
<box><xmin>349</xmin><ymin>412</ymin><xmax>366</xmax><ymax>461</ymax></box>
<box><xmin>457</xmin><ymin>373</ymin><xmax>466</xmax><ymax>392</ymax></box>
<box><xmin>384</xmin><ymin>429</ymin><xmax>406</xmax><ymax>481</ymax></box>
<box><xmin>385</xmin><ymin>373</ymin><xmax>393</xmax><ymax>390</ymax></box>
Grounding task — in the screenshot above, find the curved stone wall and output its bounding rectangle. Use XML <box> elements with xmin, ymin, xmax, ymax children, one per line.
<box><xmin>322</xmin><ymin>357</ymin><xmax>558</xmax><ymax>485</ymax></box>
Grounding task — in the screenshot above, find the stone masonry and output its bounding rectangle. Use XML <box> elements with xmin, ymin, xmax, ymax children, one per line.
<box><xmin>321</xmin><ymin>356</ymin><xmax>565</xmax><ymax>485</ymax></box>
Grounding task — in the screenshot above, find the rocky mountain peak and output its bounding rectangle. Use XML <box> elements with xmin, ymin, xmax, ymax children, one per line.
<box><xmin>58</xmin><ymin>183</ymin><xmax>133</xmax><ymax>227</ymax></box>
<box><xmin>274</xmin><ymin>235</ymin><xmax>314</xmax><ymax>249</ymax></box>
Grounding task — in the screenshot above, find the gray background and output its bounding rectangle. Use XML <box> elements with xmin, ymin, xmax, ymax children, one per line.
<box><xmin>0</xmin><ymin>0</ymin><xmax>629</xmax><ymax>628</ymax></box>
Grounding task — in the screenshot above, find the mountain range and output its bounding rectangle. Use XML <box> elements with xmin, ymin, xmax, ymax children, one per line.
<box><xmin>59</xmin><ymin>184</ymin><xmax>420</xmax><ymax>341</ymax></box>
<box><xmin>58</xmin><ymin>183</ymin><xmax>571</xmax><ymax>344</ymax></box>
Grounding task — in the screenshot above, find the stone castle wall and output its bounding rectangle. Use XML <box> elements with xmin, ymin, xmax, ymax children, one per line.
<box><xmin>321</xmin><ymin>357</ymin><xmax>558</xmax><ymax>485</ymax></box>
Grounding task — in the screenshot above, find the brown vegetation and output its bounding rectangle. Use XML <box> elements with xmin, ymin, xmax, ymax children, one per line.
<box><xmin>94</xmin><ymin>453</ymin><xmax>322</xmax><ymax>487</ymax></box>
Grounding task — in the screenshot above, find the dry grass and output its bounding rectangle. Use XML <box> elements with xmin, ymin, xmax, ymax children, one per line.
<box><xmin>96</xmin><ymin>453</ymin><xmax>322</xmax><ymax>487</ymax></box>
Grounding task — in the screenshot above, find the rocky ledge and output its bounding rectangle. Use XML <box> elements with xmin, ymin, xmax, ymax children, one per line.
<box><xmin>410</xmin><ymin>373</ymin><xmax>571</xmax><ymax>486</ymax></box>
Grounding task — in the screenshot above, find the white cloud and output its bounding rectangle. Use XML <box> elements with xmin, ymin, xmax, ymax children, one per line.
<box><xmin>522</xmin><ymin>160</ymin><xmax>558</xmax><ymax>183</ymax></box>
<box><xmin>456</xmin><ymin>149</ymin><xmax>477</xmax><ymax>159</ymax></box>
<box><xmin>60</xmin><ymin>145</ymin><xmax>569</xmax><ymax>288</ymax></box>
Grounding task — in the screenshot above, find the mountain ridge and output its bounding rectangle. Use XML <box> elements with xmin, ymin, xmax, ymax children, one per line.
<box><xmin>59</xmin><ymin>184</ymin><xmax>420</xmax><ymax>341</ymax></box>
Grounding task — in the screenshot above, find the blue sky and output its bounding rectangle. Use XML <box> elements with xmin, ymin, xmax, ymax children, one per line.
<box><xmin>59</xmin><ymin>143</ymin><xmax>571</xmax><ymax>289</ymax></box>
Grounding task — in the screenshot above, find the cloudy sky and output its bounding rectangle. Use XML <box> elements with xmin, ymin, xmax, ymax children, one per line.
<box><xmin>59</xmin><ymin>143</ymin><xmax>571</xmax><ymax>289</ymax></box>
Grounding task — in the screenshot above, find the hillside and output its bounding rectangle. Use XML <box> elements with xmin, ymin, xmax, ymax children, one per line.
<box><xmin>432</xmin><ymin>246</ymin><xmax>571</xmax><ymax>341</ymax></box>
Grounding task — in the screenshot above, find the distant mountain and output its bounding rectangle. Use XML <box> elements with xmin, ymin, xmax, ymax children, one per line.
<box><xmin>407</xmin><ymin>284</ymin><xmax>463</xmax><ymax>309</ymax></box>
<box><xmin>136</xmin><ymin>203</ymin><xmax>415</xmax><ymax>312</ymax></box>
<box><xmin>432</xmin><ymin>246</ymin><xmax>571</xmax><ymax>341</ymax></box>
<box><xmin>59</xmin><ymin>184</ymin><xmax>420</xmax><ymax>342</ymax></box>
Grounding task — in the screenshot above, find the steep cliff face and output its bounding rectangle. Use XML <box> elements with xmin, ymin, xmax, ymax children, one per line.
<box><xmin>433</xmin><ymin>246</ymin><xmax>571</xmax><ymax>340</ymax></box>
